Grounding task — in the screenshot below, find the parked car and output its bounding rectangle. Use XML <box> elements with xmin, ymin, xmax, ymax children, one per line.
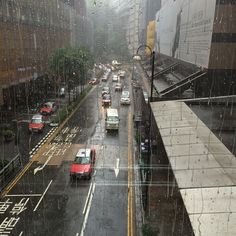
<box><xmin>28</xmin><ymin>114</ymin><xmax>45</xmax><ymax>133</ymax></box>
<box><xmin>70</xmin><ymin>148</ymin><xmax>96</xmax><ymax>180</ymax></box>
<box><xmin>89</xmin><ymin>78</ymin><xmax>99</xmax><ymax>85</ymax></box>
<box><xmin>101</xmin><ymin>86</ymin><xmax>110</xmax><ymax>96</ymax></box>
<box><xmin>40</xmin><ymin>102</ymin><xmax>57</xmax><ymax>115</ymax></box>
<box><xmin>115</xmin><ymin>83</ymin><xmax>122</xmax><ymax>92</ymax></box>
<box><xmin>102</xmin><ymin>94</ymin><xmax>111</xmax><ymax>107</ymax></box>
<box><xmin>120</xmin><ymin>91</ymin><xmax>131</xmax><ymax>105</ymax></box>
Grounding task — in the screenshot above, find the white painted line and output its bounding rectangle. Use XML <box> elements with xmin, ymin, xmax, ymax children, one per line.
<box><xmin>82</xmin><ymin>182</ymin><xmax>93</xmax><ymax>214</ymax></box>
<box><xmin>80</xmin><ymin>183</ymin><xmax>96</xmax><ymax>236</ymax></box>
<box><xmin>34</xmin><ymin>154</ymin><xmax>53</xmax><ymax>175</ymax></box>
<box><xmin>19</xmin><ymin>231</ymin><xmax>23</xmax><ymax>236</ymax></box>
<box><xmin>76</xmin><ymin>233</ymin><xmax>79</xmax><ymax>236</ymax></box>
<box><xmin>114</xmin><ymin>158</ymin><xmax>120</xmax><ymax>178</ymax></box>
<box><xmin>6</xmin><ymin>194</ymin><xmax>42</xmax><ymax>197</ymax></box>
<box><xmin>30</xmin><ymin>155</ymin><xmax>33</xmax><ymax>159</ymax></box>
<box><xmin>62</xmin><ymin>127</ymin><xmax>69</xmax><ymax>134</ymax></box>
<box><xmin>33</xmin><ymin>180</ymin><xmax>53</xmax><ymax>212</ymax></box>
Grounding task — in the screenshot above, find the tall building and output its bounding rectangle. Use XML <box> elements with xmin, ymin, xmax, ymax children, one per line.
<box><xmin>110</xmin><ymin>0</ymin><xmax>140</xmax><ymax>54</ymax></box>
<box><xmin>0</xmin><ymin>0</ymin><xmax>89</xmax><ymax>108</ymax></box>
<box><xmin>139</xmin><ymin>0</ymin><xmax>161</xmax><ymax>45</ymax></box>
<box><xmin>155</xmin><ymin>0</ymin><xmax>236</xmax><ymax>96</ymax></box>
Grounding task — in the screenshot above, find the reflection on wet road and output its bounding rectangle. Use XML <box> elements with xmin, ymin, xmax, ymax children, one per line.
<box><xmin>0</xmin><ymin>71</ymin><xmax>132</xmax><ymax>236</ymax></box>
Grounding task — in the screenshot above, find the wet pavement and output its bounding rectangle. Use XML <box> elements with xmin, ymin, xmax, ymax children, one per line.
<box><xmin>0</xmin><ymin>72</ymin><xmax>133</xmax><ymax>235</ymax></box>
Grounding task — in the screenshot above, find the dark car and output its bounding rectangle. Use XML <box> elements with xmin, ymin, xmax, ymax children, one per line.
<box><xmin>70</xmin><ymin>148</ymin><xmax>96</xmax><ymax>180</ymax></box>
<box><xmin>101</xmin><ymin>86</ymin><xmax>110</xmax><ymax>96</ymax></box>
<box><xmin>102</xmin><ymin>94</ymin><xmax>111</xmax><ymax>107</ymax></box>
<box><xmin>115</xmin><ymin>83</ymin><xmax>122</xmax><ymax>92</ymax></box>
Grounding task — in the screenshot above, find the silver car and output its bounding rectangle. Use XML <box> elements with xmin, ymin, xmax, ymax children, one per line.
<box><xmin>120</xmin><ymin>91</ymin><xmax>130</xmax><ymax>105</ymax></box>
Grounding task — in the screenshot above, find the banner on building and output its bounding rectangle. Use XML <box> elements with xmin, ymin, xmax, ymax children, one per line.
<box><xmin>146</xmin><ymin>21</ymin><xmax>156</xmax><ymax>55</ymax></box>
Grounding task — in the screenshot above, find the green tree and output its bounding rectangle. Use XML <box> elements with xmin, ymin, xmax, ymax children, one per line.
<box><xmin>48</xmin><ymin>47</ymin><xmax>94</xmax><ymax>103</ymax></box>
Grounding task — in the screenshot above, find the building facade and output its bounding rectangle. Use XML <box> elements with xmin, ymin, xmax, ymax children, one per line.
<box><xmin>0</xmin><ymin>0</ymin><xmax>89</xmax><ymax>108</ymax></box>
<box><xmin>155</xmin><ymin>0</ymin><xmax>236</xmax><ymax>95</ymax></box>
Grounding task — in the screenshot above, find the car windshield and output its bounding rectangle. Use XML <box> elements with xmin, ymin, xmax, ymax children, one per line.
<box><xmin>103</xmin><ymin>95</ymin><xmax>110</xmax><ymax>99</ymax></box>
<box><xmin>31</xmin><ymin>118</ymin><xmax>42</xmax><ymax>123</ymax></box>
<box><xmin>107</xmin><ymin>116</ymin><xmax>119</xmax><ymax>122</ymax></box>
<box><xmin>74</xmin><ymin>156</ymin><xmax>90</xmax><ymax>164</ymax></box>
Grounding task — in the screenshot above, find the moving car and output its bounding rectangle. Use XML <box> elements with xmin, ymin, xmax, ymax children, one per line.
<box><xmin>101</xmin><ymin>86</ymin><xmax>110</xmax><ymax>96</ymax></box>
<box><xmin>102</xmin><ymin>94</ymin><xmax>111</xmax><ymax>107</ymax></box>
<box><xmin>118</xmin><ymin>70</ymin><xmax>126</xmax><ymax>79</ymax></box>
<box><xmin>115</xmin><ymin>83</ymin><xmax>122</xmax><ymax>92</ymax></box>
<box><xmin>101</xmin><ymin>76</ymin><xmax>108</xmax><ymax>82</ymax></box>
<box><xmin>28</xmin><ymin>114</ymin><xmax>45</xmax><ymax>133</ymax></box>
<box><xmin>70</xmin><ymin>148</ymin><xmax>96</xmax><ymax>180</ymax></box>
<box><xmin>40</xmin><ymin>102</ymin><xmax>57</xmax><ymax>115</ymax></box>
<box><xmin>89</xmin><ymin>78</ymin><xmax>99</xmax><ymax>85</ymax></box>
<box><xmin>112</xmin><ymin>75</ymin><xmax>118</xmax><ymax>82</ymax></box>
<box><xmin>120</xmin><ymin>90</ymin><xmax>131</xmax><ymax>105</ymax></box>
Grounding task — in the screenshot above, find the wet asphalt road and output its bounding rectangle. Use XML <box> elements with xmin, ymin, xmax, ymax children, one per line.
<box><xmin>0</xmin><ymin>71</ymin><xmax>132</xmax><ymax>236</ymax></box>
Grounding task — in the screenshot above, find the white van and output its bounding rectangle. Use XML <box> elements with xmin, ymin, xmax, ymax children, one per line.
<box><xmin>105</xmin><ymin>108</ymin><xmax>119</xmax><ymax>131</ymax></box>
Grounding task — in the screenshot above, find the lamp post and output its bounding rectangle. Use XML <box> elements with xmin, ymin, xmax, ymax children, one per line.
<box><xmin>133</xmin><ymin>45</ymin><xmax>155</xmax><ymax>212</ymax></box>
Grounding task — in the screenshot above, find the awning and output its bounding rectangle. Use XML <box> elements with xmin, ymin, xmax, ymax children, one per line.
<box><xmin>151</xmin><ymin>101</ymin><xmax>236</xmax><ymax>236</ymax></box>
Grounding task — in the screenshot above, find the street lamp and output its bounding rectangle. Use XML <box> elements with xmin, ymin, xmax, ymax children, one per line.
<box><xmin>133</xmin><ymin>44</ymin><xmax>155</xmax><ymax>212</ymax></box>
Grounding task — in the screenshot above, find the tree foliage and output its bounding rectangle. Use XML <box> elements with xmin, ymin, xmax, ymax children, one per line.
<box><xmin>49</xmin><ymin>47</ymin><xmax>94</xmax><ymax>86</ymax></box>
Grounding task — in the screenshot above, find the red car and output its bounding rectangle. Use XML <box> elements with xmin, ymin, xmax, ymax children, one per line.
<box><xmin>89</xmin><ymin>78</ymin><xmax>99</xmax><ymax>85</ymax></box>
<box><xmin>40</xmin><ymin>102</ymin><xmax>57</xmax><ymax>115</ymax></box>
<box><xmin>70</xmin><ymin>148</ymin><xmax>96</xmax><ymax>180</ymax></box>
<box><xmin>28</xmin><ymin>114</ymin><xmax>45</xmax><ymax>133</ymax></box>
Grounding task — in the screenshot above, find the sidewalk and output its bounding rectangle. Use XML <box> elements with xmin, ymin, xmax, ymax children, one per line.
<box><xmin>134</xmin><ymin>63</ymin><xmax>194</xmax><ymax>235</ymax></box>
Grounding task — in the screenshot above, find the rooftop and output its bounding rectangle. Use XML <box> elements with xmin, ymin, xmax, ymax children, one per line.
<box><xmin>151</xmin><ymin>100</ymin><xmax>236</xmax><ymax>236</ymax></box>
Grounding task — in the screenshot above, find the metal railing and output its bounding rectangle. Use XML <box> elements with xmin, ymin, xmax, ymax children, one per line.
<box><xmin>0</xmin><ymin>154</ymin><xmax>22</xmax><ymax>192</ymax></box>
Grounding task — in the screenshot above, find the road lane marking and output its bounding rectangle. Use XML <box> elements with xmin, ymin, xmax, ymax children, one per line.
<box><xmin>80</xmin><ymin>183</ymin><xmax>96</xmax><ymax>236</ymax></box>
<box><xmin>33</xmin><ymin>180</ymin><xmax>53</xmax><ymax>212</ymax></box>
<box><xmin>1</xmin><ymin>88</ymin><xmax>94</xmax><ymax>198</ymax></box>
<box><xmin>6</xmin><ymin>194</ymin><xmax>42</xmax><ymax>197</ymax></box>
<box><xmin>19</xmin><ymin>232</ymin><xmax>23</xmax><ymax>236</ymax></box>
<box><xmin>34</xmin><ymin>154</ymin><xmax>53</xmax><ymax>175</ymax></box>
<box><xmin>82</xmin><ymin>182</ymin><xmax>93</xmax><ymax>214</ymax></box>
<box><xmin>114</xmin><ymin>158</ymin><xmax>120</xmax><ymax>177</ymax></box>
<box><xmin>127</xmin><ymin>108</ymin><xmax>134</xmax><ymax>236</ymax></box>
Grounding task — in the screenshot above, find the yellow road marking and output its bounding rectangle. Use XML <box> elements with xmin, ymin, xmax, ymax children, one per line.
<box><xmin>127</xmin><ymin>108</ymin><xmax>134</xmax><ymax>236</ymax></box>
<box><xmin>1</xmin><ymin>86</ymin><xmax>95</xmax><ymax>198</ymax></box>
